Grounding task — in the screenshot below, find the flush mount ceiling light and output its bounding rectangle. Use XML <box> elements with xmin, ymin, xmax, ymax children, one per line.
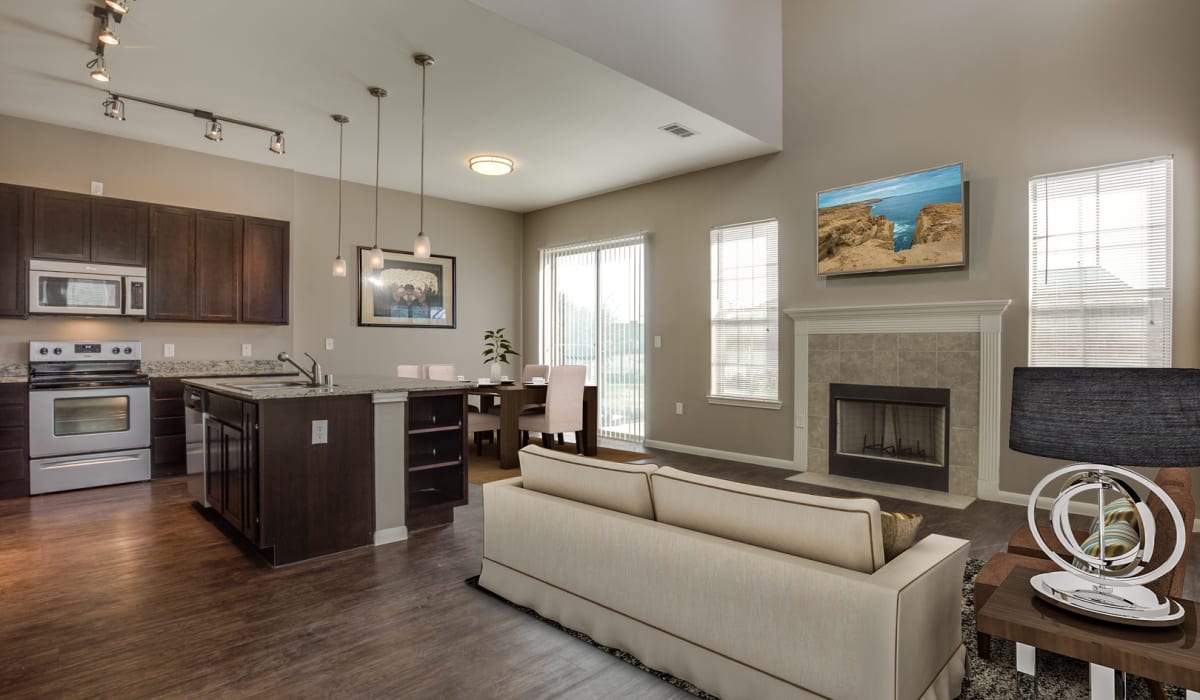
<box><xmin>367</xmin><ymin>86</ymin><xmax>388</xmax><ymax>270</ymax></box>
<box><xmin>87</xmin><ymin>53</ymin><xmax>110</xmax><ymax>82</ymax></box>
<box><xmin>468</xmin><ymin>155</ymin><xmax>513</xmax><ymax>176</ymax></box>
<box><xmin>330</xmin><ymin>114</ymin><xmax>350</xmax><ymax>278</ymax></box>
<box><xmin>102</xmin><ymin>94</ymin><xmax>125</xmax><ymax>120</ymax></box>
<box><xmin>269</xmin><ymin>132</ymin><xmax>285</xmax><ymax>154</ymax></box>
<box><xmin>412</xmin><ymin>53</ymin><xmax>434</xmax><ymax>259</ymax></box>
<box><xmin>204</xmin><ymin>119</ymin><xmax>223</xmax><ymax>142</ymax></box>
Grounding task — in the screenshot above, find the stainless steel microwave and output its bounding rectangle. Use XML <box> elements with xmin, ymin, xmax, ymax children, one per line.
<box><xmin>28</xmin><ymin>259</ymin><xmax>147</xmax><ymax>317</ymax></box>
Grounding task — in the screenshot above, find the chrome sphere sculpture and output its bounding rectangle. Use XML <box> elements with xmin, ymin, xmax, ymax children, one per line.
<box><xmin>1010</xmin><ymin>367</ymin><xmax>1200</xmax><ymax>627</ymax></box>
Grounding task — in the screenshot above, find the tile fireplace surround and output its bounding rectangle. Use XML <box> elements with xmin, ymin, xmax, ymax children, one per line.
<box><xmin>784</xmin><ymin>301</ymin><xmax>1011</xmax><ymax>499</ymax></box>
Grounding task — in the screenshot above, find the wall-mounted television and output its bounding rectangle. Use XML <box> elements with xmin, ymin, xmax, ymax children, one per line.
<box><xmin>816</xmin><ymin>163</ymin><xmax>966</xmax><ymax>276</ymax></box>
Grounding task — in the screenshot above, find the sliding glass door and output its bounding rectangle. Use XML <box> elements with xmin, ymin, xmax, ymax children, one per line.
<box><xmin>540</xmin><ymin>235</ymin><xmax>646</xmax><ymax>442</ymax></box>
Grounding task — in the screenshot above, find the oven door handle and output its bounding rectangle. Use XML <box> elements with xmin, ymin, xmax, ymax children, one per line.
<box><xmin>37</xmin><ymin>454</ymin><xmax>147</xmax><ymax>470</ymax></box>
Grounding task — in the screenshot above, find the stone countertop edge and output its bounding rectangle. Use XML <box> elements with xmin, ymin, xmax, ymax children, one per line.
<box><xmin>0</xmin><ymin>363</ymin><xmax>28</xmax><ymax>382</ymax></box>
<box><xmin>182</xmin><ymin>374</ymin><xmax>467</xmax><ymax>400</ymax></box>
<box><xmin>141</xmin><ymin>360</ymin><xmax>295</xmax><ymax>378</ymax></box>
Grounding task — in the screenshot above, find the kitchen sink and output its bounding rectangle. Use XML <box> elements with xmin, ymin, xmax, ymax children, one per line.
<box><xmin>220</xmin><ymin>380</ymin><xmax>319</xmax><ymax>391</ymax></box>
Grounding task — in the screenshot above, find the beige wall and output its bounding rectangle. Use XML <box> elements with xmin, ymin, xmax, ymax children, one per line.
<box><xmin>522</xmin><ymin>0</ymin><xmax>1200</xmax><ymax>495</ymax></box>
<box><xmin>0</xmin><ymin>114</ymin><xmax>523</xmax><ymax>376</ymax></box>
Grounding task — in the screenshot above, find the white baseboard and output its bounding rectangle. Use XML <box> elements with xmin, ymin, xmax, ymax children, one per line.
<box><xmin>986</xmin><ymin>489</ymin><xmax>1200</xmax><ymax>533</ymax></box>
<box><xmin>643</xmin><ymin>440</ymin><xmax>795</xmax><ymax>470</ymax></box>
<box><xmin>373</xmin><ymin>526</ymin><xmax>409</xmax><ymax>546</ymax></box>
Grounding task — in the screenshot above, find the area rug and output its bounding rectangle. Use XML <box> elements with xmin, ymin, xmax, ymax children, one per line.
<box><xmin>467</xmin><ymin>441</ymin><xmax>652</xmax><ymax>484</ymax></box>
<box><xmin>467</xmin><ymin>559</ymin><xmax>1187</xmax><ymax>698</ymax></box>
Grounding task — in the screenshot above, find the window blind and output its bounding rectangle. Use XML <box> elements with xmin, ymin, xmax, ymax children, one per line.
<box><xmin>1028</xmin><ymin>157</ymin><xmax>1173</xmax><ymax>367</ymax></box>
<box><xmin>710</xmin><ymin>219</ymin><xmax>779</xmax><ymax>404</ymax></box>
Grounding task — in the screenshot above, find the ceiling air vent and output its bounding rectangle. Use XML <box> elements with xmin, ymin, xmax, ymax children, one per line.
<box><xmin>658</xmin><ymin>122</ymin><xmax>697</xmax><ymax>138</ymax></box>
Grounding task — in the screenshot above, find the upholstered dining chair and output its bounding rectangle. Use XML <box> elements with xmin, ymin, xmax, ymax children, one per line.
<box><xmin>396</xmin><ymin>364</ymin><xmax>421</xmax><ymax>378</ymax></box>
<box><xmin>469</xmin><ymin>410</ymin><xmax>501</xmax><ymax>456</ymax></box>
<box><xmin>424</xmin><ymin>364</ymin><xmax>457</xmax><ymax>381</ymax></box>
<box><xmin>522</xmin><ymin>364</ymin><xmax>549</xmax><ymax>381</ymax></box>
<box><xmin>518</xmin><ymin>364</ymin><xmax>586</xmax><ymax>452</ymax></box>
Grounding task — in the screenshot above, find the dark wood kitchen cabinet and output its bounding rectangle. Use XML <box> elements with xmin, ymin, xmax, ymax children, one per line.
<box><xmin>0</xmin><ymin>184</ymin><xmax>30</xmax><ymax>318</ymax></box>
<box><xmin>205</xmin><ymin>392</ymin><xmax>259</xmax><ymax>542</ymax></box>
<box><xmin>405</xmin><ymin>390</ymin><xmax>468</xmax><ymax>529</ymax></box>
<box><xmin>147</xmin><ymin>205</ymin><xmax>196</xmax><ymax>321</ymax></box>
<box><xmin>241</xmin><ymin>218</ymin><xmax>288</xmax><ymax>324</ymax></box>
<box><xmin>31</xmin><ymin>189</ymin><xmax>90</xmax><ymax>262</ymax></box>
<box><xmin>150</xmin><ymin>378</ymin><xmax>186</xmax><ymax>478</ymax></box>
<box><xmin>0</xmin><ymin>383</ymin><xmax>29</xmax><ymax>500</ymax></box>
<box><xmin>195</xmin><ymin>212</ymin><xmax>242</xmax><ymax>322</ymax></box>
<box><xmin>90</xmin><ymin>198</ymin><xmax>148</xmax><ymax>266</ymax></box>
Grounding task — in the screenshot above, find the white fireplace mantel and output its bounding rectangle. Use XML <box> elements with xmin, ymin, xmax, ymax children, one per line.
<box><xmin>783</xmin><ymin>300</ymin><xmax>1011</xmax><ymax>499</ymax></box>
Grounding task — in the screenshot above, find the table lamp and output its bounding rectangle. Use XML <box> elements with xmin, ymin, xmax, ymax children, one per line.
<box><xmin>1010</xmin><ymin>367</ymin><xmax>1200</xmax><ymax>626</ymax></box>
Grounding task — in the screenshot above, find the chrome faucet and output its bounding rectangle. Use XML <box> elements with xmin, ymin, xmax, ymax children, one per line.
<box><xmin>277</xmin><ymin>351</ymin><xmax>323</xmax><ymax>387</ymax></box>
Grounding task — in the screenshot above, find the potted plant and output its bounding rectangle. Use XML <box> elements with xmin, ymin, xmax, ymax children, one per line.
<box><xmin>482</xmin><ymin>328</ymin><xmax>519</xmax><ymax>383</ymax></box>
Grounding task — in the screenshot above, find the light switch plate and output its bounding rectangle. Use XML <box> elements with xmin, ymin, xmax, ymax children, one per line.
<box><xmin>654</xmin><ymin>335</ymin><xmax>662</xmax><ymax>348</ymax></box>
<box><xmin>675</xmin><ymin>402</ymin><xmax>684</xmax><ymax>415</ymax></box>
<box><xmin>311</xmin><ymin>419</ymin><xmax>329</xmax><ymax>445</ymax></box>
<box><xmin>325</xmin><ymin>337</ymin><xmax>334</xmax><ymax>350</ymax></box>
<box><xmin>242</xmin><ymin>343</ymin><xmax>252</xmax><ymax>357</ymax></box>
<box><xmin>90</xmin><ymin>181</ymin><xmax>103</xmax><ymax>196</ymax></box>
<box><xmin>163</xmin><ymin>343</ymin><xmax>175</xmax><ymax>358</ymax></box>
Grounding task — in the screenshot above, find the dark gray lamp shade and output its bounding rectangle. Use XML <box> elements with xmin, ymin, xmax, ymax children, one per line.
<box><xmin>1010</xmin><ymin>367</ymin><xmax>1200</xmax><ymax>467</ymax></box>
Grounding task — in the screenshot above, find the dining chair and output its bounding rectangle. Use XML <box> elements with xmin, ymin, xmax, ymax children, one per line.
<box><xmin>396</xmin><ymin>364</ymin><xmax>421</xmax><ymax>378</ymax></box>
<box><xmin>424</xmin><ymin>364</ymin><xmax>457</xmax><ymax>381</ymax></box>
<box><xmin>469</xmin><ymin>410</ymin><xmax>501</xmax><ymax>456</ymax></box>
<box><xmin>522</xmin><ymin>364</ymin><xmax>549</xmax><ymax>381</ymax></box>
<box><xmin>519</xmin><ymin>365</ymin><xmax>586</xmax><ymax>452</ymax></box>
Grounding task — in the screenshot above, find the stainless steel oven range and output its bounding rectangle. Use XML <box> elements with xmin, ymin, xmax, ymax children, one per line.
<box><xmin>28</xmin><ymin>341</ymin><xmax>151</xmax><ymax>495</ymax></box>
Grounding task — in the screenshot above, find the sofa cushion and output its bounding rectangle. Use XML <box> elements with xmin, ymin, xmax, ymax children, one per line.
<box><xmin>881</xmin><ymin>511</ymin><xmax>923</xmax><ymax>561</ymax></box>
<box><xmin>650</xmin><ymin>467</ymin><xmax>886</xmax><ymax>573</ymax></box>
<box><xmin>518</xmin><ymin>444</ymin><xmax>658</xmax><ymax>518</ymax></box>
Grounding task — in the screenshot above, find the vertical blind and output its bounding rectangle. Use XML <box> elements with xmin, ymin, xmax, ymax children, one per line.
<box><xmin>710</xmin><ymin>219</ymin><xmax>779</xmax><ymax>403</ymax></box>
<box><xmin>1028</xmin><ymin>157</ymin><xmax>1173</xmax><ymax>367</ymax></box>
<box><xmin>540</xmin><ymin>234</ymin><xmax>646</xmax><ymax>441</ymax></box>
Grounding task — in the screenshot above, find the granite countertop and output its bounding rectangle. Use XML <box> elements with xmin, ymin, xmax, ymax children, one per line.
<box><xmin>182</xmin><ymin>374</ymin><xmax>468</xmax><ymax>400</ymax></box>
<box><xmin>0</xmin><ymin>363</ymin><xmax>28</xmax><ymax>383</ymax></box>
<box><xmin>142</xmin><ymin>359</ymin><xmax>295</xmax><ymax>378</ymax></box>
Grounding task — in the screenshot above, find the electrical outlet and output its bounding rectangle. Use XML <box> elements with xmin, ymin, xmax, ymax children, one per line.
<box><xmin>242</xmin><ymin>343</ymin><xmax>252</xmax><ymax>357</ymax></box>
<box><xmin>311</xmin><ymin>419</ymin><xmax>329</xmax><ymax>445</ymax></box>
<box><xmin>163</xmin><ymin>343</ymin><xmax>175</xmax><ymax>358</ymax></box>
<box><xmin>325</xmin><ymin>337</ymin><xmax>334</xmax><ymax>350</ymax></box>
<box><xmin>675</xmin><ymin>402</ymin><xmax>684</xmax><ymax>415</ymax></box>
<box><xmin>90</xmin><ymin>181</ymin><xmax>103</xmax><ymax>196</ymax></box>
<box><xmin>654</xmin><ymin>335</ymin><xmax>662</xmax><ymax>348</ymax></box>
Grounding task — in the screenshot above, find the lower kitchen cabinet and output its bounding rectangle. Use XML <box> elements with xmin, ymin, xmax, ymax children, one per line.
<box><xmin>0</xmin><ymin>384</ymin><xmax>29</xmax><ymax>499</ymax></box>
<box><xmin>205</xmin><ymin>392</ymin><xmax>259</xmax><ymax>543</ymax></box>
<box><xmin>405</xmin><ymin>390</ymin><xmax>468</xmax><ymax>530</ymax></box>
<box><xmin>150</xmin><ymin>378</ymin><xmax>186</xmax><ymax>477</ymax></box>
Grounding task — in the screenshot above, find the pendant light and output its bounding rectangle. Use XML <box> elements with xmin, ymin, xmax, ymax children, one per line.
<box><xmin>331</xmin><ymin>115</ymin><xmax>349</xmax><ymax>277</ymax></box>
<box><xmin>367</xmin><ymin>87</ymin><xmax>387</xmax><ymax>269</ymax></box>
<box><xmin>413</xmin><ymin>53</ymin><xmax>434</xmax><ymax>258</ymax></box>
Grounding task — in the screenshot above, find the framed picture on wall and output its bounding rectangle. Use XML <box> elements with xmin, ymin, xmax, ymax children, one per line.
<box><xmin>816</xmin><ymin>162</ymin><xmax>967</xmax><ymax>276</ymax></box>
<box><xmin>357</xmin><ymin>247</ymin><xmax>456</xmax><ymax>328</ymax></box>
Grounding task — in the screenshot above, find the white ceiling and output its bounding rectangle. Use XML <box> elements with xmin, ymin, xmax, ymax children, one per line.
<box><xmin>0</xmin><ymin>0</ymin><xmax>777</xmax><ymax>212</ymax></box>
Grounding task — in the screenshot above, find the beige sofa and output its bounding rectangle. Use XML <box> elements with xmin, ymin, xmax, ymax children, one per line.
<box><xmin>479</xmin><ymin>445</ymin><xmax>969</xmax><ymax>700</ymax></box>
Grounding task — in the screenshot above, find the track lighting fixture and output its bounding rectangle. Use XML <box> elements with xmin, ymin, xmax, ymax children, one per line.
<box><xmin>367</xmin><ymin>86</ymin><xmax>387</xmax><ymax>270</ymax></box>
<box><xmin>102</xmin><ymin>94</ymin><xmax>125</xmax><ymax>120</ymax></box>
<box><xmin>98</xmin><ymin>13</ymin><xmax>120</xmax><ymax>46</ymax></box>
<box><xmin>106</xmin><ymin>0</ymin><xmax>131</xmax><ymax>15</ymax></box>
<box><xmin>87</xmin><ymin>54</ymin><xmax>110</xmax><ymax>82</ymax></box>
<box><xmin>331</xmin><ymin>115</ymin><xmax>350</xmax><ymax>277</ymax></box>
<box><xmin>99</xmin><ymin>92</ymin><xmax>286</xmax><ymax>152</ymax></box>
<box><xmin>413</xmin><ymin>53</ymin><xmax>434</xmax><ymax>259</ymax></box>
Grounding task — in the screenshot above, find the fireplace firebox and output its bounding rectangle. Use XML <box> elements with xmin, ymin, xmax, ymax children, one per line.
<box><xmin>828</xmin><ymin>383</ymin><xmax>950</xmax><ymax>492</ymax></box>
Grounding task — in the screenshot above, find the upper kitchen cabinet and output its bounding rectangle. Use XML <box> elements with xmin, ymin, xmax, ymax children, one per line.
<box><xmin>0</xmin><ymin>185</ymin><xmax>31</xmax><ymax>318</ymax></box>
<box><xmin>195</xmin><ymin>212</ymin><xmax>242</xmax><ymax>322</ymax></box>
<box><xmin>91</xmin><ymin>198</ymin><xmax>148</xmax><ymax>266</ymax></box>
<box><xmin>148</xmin><ymin>205</ymin><xmax>196</xmax><ymax>321</ymax></box>
<box><xmin>31</xmin><ymin>189</ymin><xmax>90</xmax><ymax>261</ymax></box>
<box><xmin>242</xmin><ymin>218</ymin><xmax>289</xmax><ymax>324</ymax></box>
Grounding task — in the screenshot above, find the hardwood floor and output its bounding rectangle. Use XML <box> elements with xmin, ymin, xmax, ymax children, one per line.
<box><xmin>1</xmin><ymin>447</ymin><xmax>1196</xmax><ymax>697</ymax></box>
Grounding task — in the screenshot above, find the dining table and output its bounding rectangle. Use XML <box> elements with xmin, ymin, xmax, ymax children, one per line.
<box><xmin>467</xmin><ymin>381</ymin><xmax>598</xmax><ymax>469</ymax></box>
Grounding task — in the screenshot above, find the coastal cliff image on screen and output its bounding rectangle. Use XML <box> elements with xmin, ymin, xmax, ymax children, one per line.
<box><xmin>817</xmin><ymin>163</ymin><xmax>965</xmax><ymax>276</ymax></box>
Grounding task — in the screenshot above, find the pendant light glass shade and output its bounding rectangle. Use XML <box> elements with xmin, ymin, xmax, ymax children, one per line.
<box><xmin>368</xmin><ymin>246</ymin><xmax>384</xmax><ymax>269</ymax></box>
<box><xmin>414</xmin><ymin>232</ymin><xmax>430</xmax><ymax>258</ymax></box>
<box><xmin>331</xmin><ymin>114</ymin><xmax>349</xmax><ymax>277</ymax></box>
<box><xmin>332</xmin><ymin>256</ymin><xmax>347</xmax><ymax>277</ymax></box>
<box><xmin>413</xmin><ymin>54</ymin><xmax>434</xmax><ymax>258</ymax></box>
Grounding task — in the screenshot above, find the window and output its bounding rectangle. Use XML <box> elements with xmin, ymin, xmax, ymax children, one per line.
<box><xmin>709</xmin><ymin>219</ymin><xmax>780</xmax><ymax>407</ymax></box>
<box><xmin>1028</xmin><ymin>157</ymin><xmax>1172</xmax><ymax>367</ymax></box>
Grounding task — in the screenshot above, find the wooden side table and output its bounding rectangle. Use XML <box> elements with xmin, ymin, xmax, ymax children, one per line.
<box><xmin>976</xmin><ymin>565</ymin><xmax>1200</xmax><ymax>699</ymax></box>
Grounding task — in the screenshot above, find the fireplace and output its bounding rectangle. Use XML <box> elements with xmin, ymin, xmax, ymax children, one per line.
<box><xmin>828</xmin><ymin>383</ymin><xmax>950</xmax><ymax>492</ymax></box>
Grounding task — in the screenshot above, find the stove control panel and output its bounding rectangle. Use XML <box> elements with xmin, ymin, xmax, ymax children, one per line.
<box><xmin>30</xmin><ymin>341</ymin><xmax>142</xmax><ymax>362</ymax></box>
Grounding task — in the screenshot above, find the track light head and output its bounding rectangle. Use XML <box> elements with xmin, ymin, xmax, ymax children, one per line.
<box><xmin>87</xmin><ymin>55</ymin><xmax>110</xmax><ymax>82</ymax></box>
<box><xmin>102</xmin><ymin>95</ymin><xmax>125</xmax><ymax>121</ymax></box>
<box><xmin>269</xmin><ymin>132</ymin><xmax>285</xmax><ymax>154</ymax></box>
<box><xmin>98</xmin><ymin>13</ymin><xmax>120</xmax><ymax>45</ymax></box>
<box><xmin>204</xmin><ymin>119</ymin><xmax>223</xmax><ymax>142</ymax></box>
<box><xmin>106</xmin><ymin>0</ymin><xmax>130</xmax><ymax>15</ymax></box>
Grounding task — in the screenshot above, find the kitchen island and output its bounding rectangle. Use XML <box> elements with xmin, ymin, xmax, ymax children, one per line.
<box><xmin>182</xmin><ymin>375</ymin><xmax>468</xmax><ymax>565</ymax></box>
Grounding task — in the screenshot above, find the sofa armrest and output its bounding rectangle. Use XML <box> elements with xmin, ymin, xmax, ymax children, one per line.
<box><xmin>871</xmin><ymin>534</ymin><xmax>970</xmax><ymax>700</ymax></box>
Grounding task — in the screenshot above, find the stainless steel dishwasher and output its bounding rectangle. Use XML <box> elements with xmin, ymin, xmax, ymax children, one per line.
<box><xmin>183</xmin><ymin>386</ymin><xmax>207</xmax><ymax>506</ymax></box>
